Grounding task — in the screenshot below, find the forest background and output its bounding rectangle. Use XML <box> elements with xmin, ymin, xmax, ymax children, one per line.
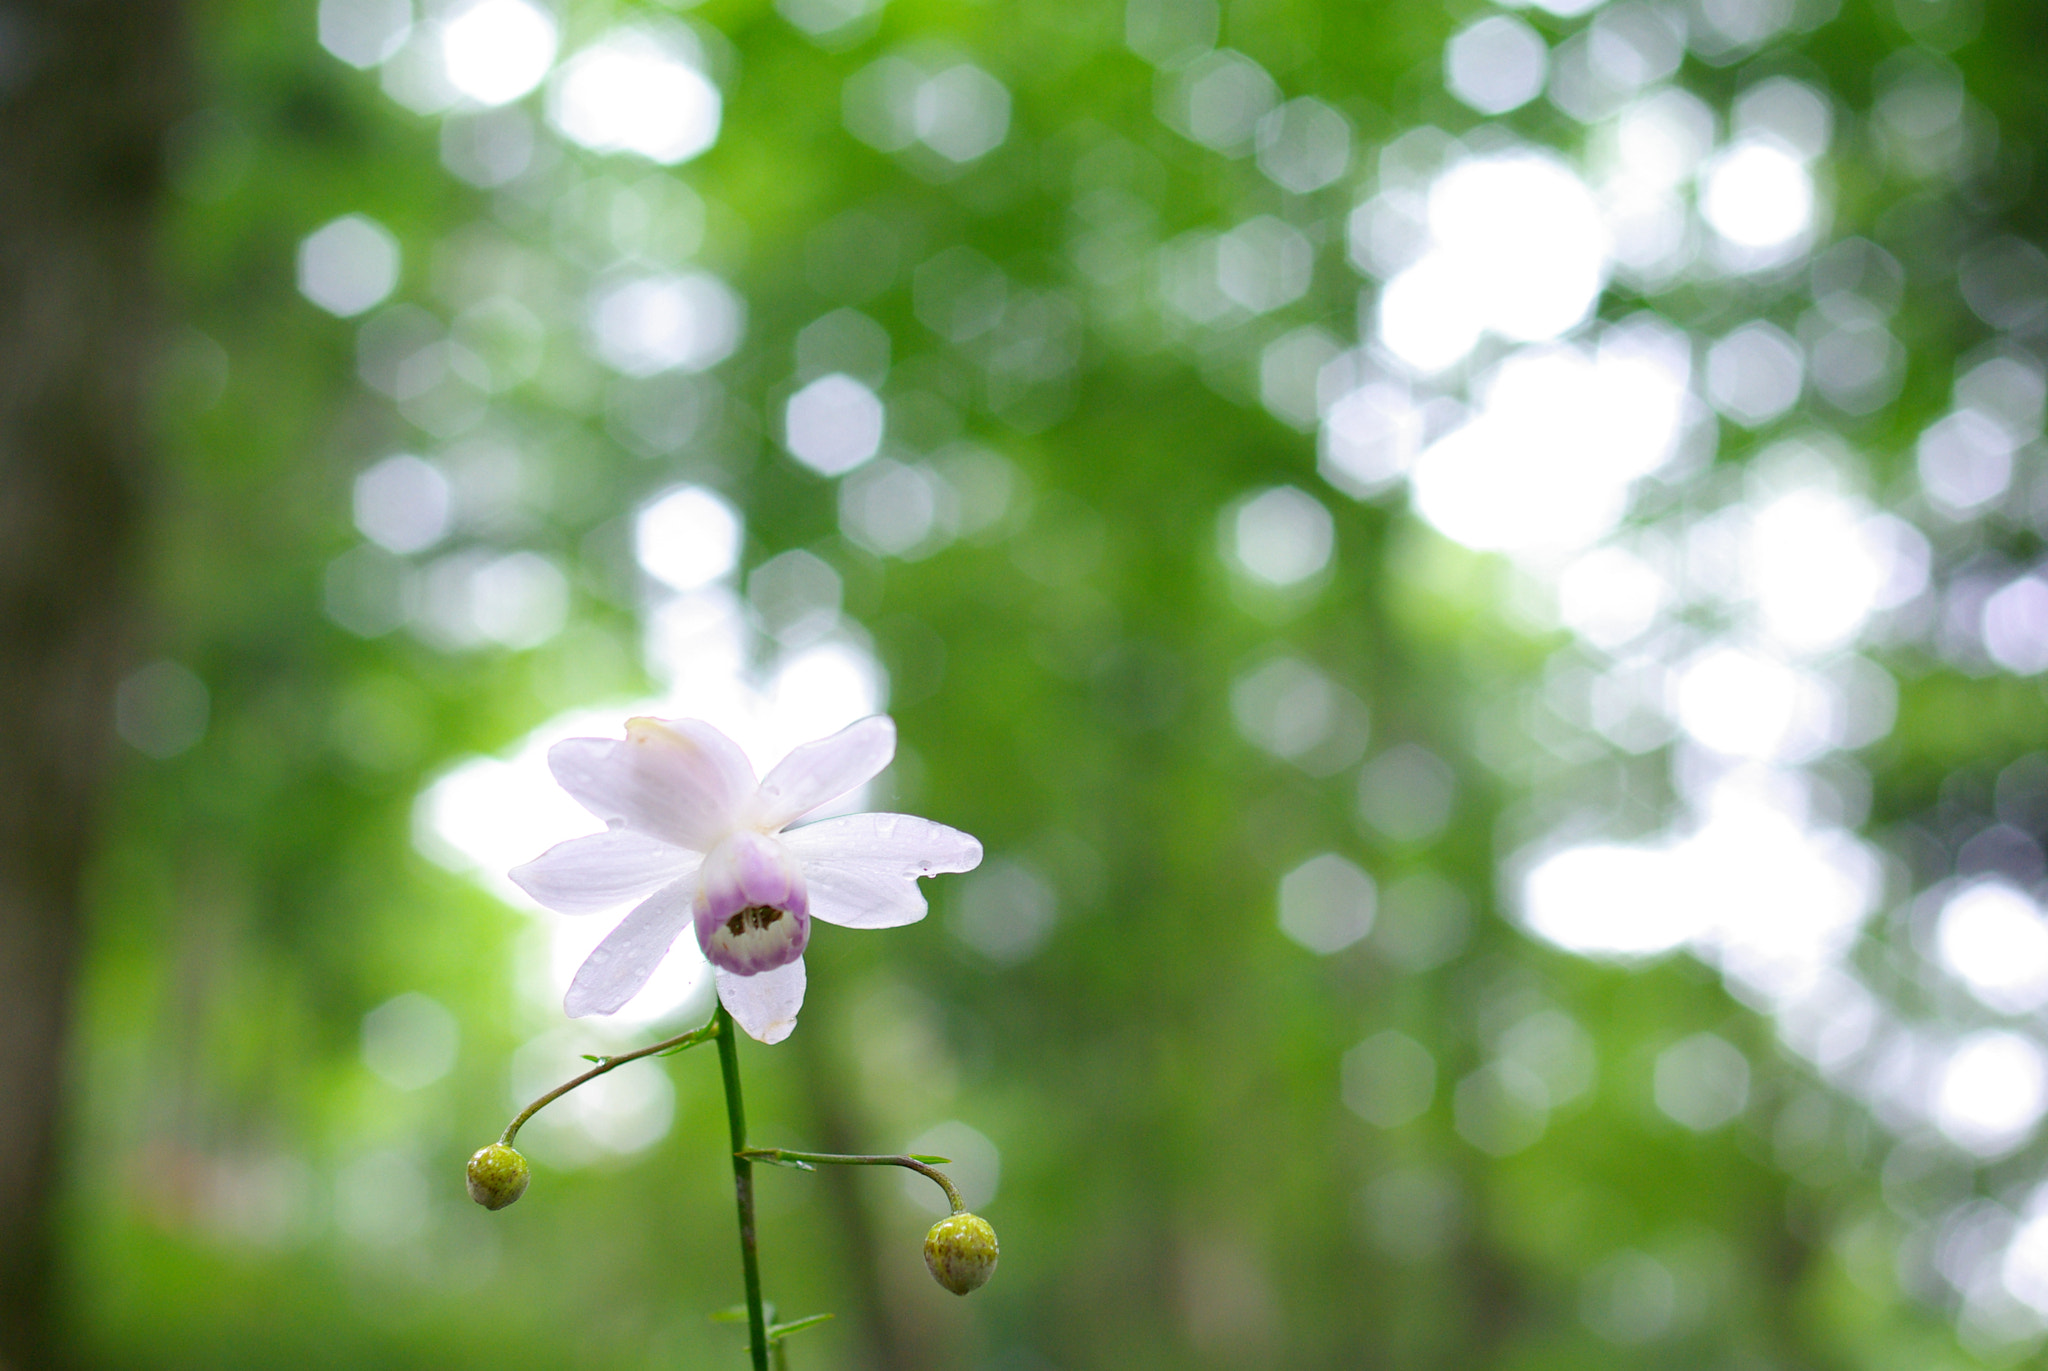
<box><xmin>3</xmin><ymin>0</ymin><xmax>2047</xmax><ymax>1366</ymax></box>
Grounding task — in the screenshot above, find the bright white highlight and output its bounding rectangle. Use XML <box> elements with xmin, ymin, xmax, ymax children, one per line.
<box><xmin>549</xmin><ymin>28</ymin><xmax>720</xmax><ymax>165</ymax></box>
<box><xmin>588</xmin><ymin>273</ymin><xmax>744</xmax><ymax>376</ymax></box>
<box><xmin>1699</xmin><ymin>137</ymin><xmax>1812</xmax><ymax>253</ymax></box>
<box><xmin>1745</xmin><ymin>489</ymin><xmax>1915</xmax><ymax>655</ymax></box>
<box><xmin>353</xmin><ymin>454</ymin><xmax>451</xmax><ymax>554</ymax></box>
<box><xmin>1705</xmin><ymin>322</ymin><xmax>1803</xmax><ymax>427</ymax></box>
<box><xmin>1939</xmin><ymin>882</ymin><xmax>2048</xmax><ymax>1015</ymax></box>
<box><xmin>1984</xmin><ymin>578</ymin><xmax>2048</xmax><ymax>675</ymax></box>
<box><xmin>1376</xmin><ymin>151</ymin><xmax>1608</xmax><ymax>375</ymax></box>
<box><xmin>1595</xmin><ymin>91</ymin><xmax>1710</xmax><ymax>284</ymax></box>
<box><xmin>297</xmin><ymin>215</ymin><xmax>401</xmax><ymax>318</ymax></box>
<box><xmin>635</xmin><ymin>486</ymin><xmax>741</xmax><ymax>592</ymax></box>
<box><xmin>1733</xmin><ymin>77</ymin><xmax>1832</xmax><ymax>162</ymax></box>
<box><xmin>1557</xmin><ymin>546</ymin><xmax>1665</xmax><ymax>650</ymax></box>
<box><xmin>1523</xmin><ymin>843</ymin><xmax>1696</xmax><ymax>959</ymax></box>
<box><xmin>1408</xmin><ymin>325</ymin><xmax>1688</xmax><ymax>557</ymax></box>
<box><xmin>1610</xmin><ymin>88</ymin><xmax>1716</xmax><ymax>189</ymax></box>
<box><xmin>440</xmin><ymin>0</ymin><xmax>558</xmax><ymax>107</ymax></box>
<box><xmin>1672</xmin><ymin>647</ymin><xmax>1831</xmax><ymax>762</ymax></box>
<box><xmin>2001</xmin><ymin>1197</ymin><xmax>2048</xmax><ymax>1321</ymax></box>
<box><xmin>1934</xmin><ymin>1032</ymin><xmax>2048</xmax><ymax>1157</ymax></box>
<box><xmin>784</xmin><ymin>374</ymin><xmax>885</xmax><ymax>476</ymax></box>
<box><xmin>1227</xmin><ymin>486</ymin><xmax>1334</xmax><ymax>586</ymax></box>
<box><xmin>1445</xmin><ymin>16</ymin><xmax>1547</xmax><ymax>116</ymax></box>
<box><xmin>1521</xmin><ymin>783</ymin><xmax>1880</xmax><ymax>996</ymax></box>
<box><xmin>1318</xmin><ymin>380</ymin><xmax>1425</xmax><ymax>498</ymax></box>
<box><xmin>1917</xmin><ymin>408</ymin><xmax>2017</xmax><ymax>512</ymax></box>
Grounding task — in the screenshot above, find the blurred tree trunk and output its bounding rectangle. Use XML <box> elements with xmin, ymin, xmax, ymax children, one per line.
<box><xmin>0</xmin><ymin>1</ymin><xmax>184</xmax><ymax>1365</ymax></box>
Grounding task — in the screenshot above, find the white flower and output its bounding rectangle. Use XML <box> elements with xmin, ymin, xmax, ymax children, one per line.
<box><xmin>510</xmin><ymin>714</ymin><xmax>982</xmax><ymax>1043</ymax></box>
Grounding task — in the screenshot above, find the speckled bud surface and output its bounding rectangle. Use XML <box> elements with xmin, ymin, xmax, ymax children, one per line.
<box><xmin>466</xmin><ymin>1144</ymin><xmax>531</xmax><ymax>1210</ymax></box>
<box><xmin>923</xmin><ymin>1212</ymin><xmax>999</xmax><ymax>1295</ymax></box>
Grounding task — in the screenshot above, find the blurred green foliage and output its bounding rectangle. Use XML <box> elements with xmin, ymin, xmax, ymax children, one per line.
<box><xmin>64</xmin><ymin>0</ymin><xmax>2048</xmax><ymax>1366</ymax></box>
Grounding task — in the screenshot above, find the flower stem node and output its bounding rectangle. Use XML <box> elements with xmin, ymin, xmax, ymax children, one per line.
<box><xmin>923</xmin><ymin>1212</ymin><xmax>999</xmax><ymax>1295</ymax></box>
<box><xmin>466</xmin><ymin>1143</ymin><xmax>531</xmax><ymax>1211</ymax></box>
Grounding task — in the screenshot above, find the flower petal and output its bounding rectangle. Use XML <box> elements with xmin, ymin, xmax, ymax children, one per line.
<box><xmin>510</xmin><ymin>829</ymin><xmax>699</xmax><ymax>915</ymax></box>
<box><xmin>750</xmin><ymin>715</ymin><xmax>896</xmax><ymax>832</ymax></box>
<box><xmin>549</xmin><ymin>717</ymin><xmax>756</xmax><ymax>850</ymax></box>
<box><xmin>781</xmin><ymin>812</ymin><xmax>983</xmax><ymax>929</ymax></box>
<box><xmin>564</xmin><ymin>878</ymin><xmax>699</xmax><ymax>1018</ymax></box>
<box><xmin>716</xmin><ymin>959</ymin><xmax>806</xmax><ymax>1044</ymax></box>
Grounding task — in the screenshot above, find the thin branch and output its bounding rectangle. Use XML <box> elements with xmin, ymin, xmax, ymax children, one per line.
<box><xmin>738</xmin><ymin>1149</ymin><xmax>968</xmax><ymax>1216</ymax></box>
<box><xmin>499</xmin><ymin>1013</ymin><xmax>720</xmax><ymax>1147</ymax></box>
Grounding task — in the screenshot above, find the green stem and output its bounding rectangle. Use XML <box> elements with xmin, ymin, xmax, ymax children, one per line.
<box><xmin>499</xmin><ymin>1014</ymin><xmax>720</xmax><ymax>1148</ymax></box>
<box><xmin>737</xmin><ymin>1149</ymin><xmax>968</xmax><ymax>1216</ymax></box>
<box><xmin>715</xmin><ymin>1004</ymin><xmax>771</xmax><ymax>1371</ymax></box>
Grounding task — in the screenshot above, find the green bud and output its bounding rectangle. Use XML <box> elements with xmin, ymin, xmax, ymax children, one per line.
<box><xmin>465</xmin><ymin>1143</ymin><xmax>530</xmax><ymax>1211</ymax></box>
<box><xmin>923</xmin><ymin>1212</ymin><xmax>998</xmax><ymax>1295</ymax></box>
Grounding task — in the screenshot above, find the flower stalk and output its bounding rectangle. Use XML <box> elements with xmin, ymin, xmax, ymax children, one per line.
<box><xmin>714</xmin><ymin>1002</ymin><xmax>771</xmax><ymax>1371</ymax></box>
<box><xmin>497</xmin><ymin>1013</ymin><xmax>721</xmax><ymax>1148</ymax></box>
<box><xmin>736</xmin><ymin>1148</ymin><xmax>967</xmax><ymax>1216</ymax></box>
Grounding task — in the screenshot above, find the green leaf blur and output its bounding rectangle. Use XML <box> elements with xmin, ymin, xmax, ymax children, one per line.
<box><xmin>68</xmin><ymin>0</ymin><xmax>2048</xmax><ymax>1367</ymax></box>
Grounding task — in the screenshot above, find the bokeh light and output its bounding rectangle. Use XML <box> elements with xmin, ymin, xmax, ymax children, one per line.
<box><xmin>1342</xmin><ymin>1031</ymin><xmax>1436</xmax><ymax>1128</ymax></box>
<box><xmin>1376</xmin><ymin>151</ymin><xmax>1608</xmax><ymax>374</ymax></box>
<box><xmin>440</xmin><ymin>0</ymin><xmax>557</xmax><ymax>107</ymax></box>
<box><xmin>297</xmin><ymin>215</ymin><xmax>401</xmax><ymax>318</ymax></box>
<box><xmin>549</xmin><ymin>27</ymin><xmax>721</xmax><ymax>165</ymax></box>
<box><xmin>353</xmin><ymin>454</ymin><xmax>452</xmax><ymax>554</ymax></box>
<box><xmin>1277</xmin><ymin>854</ymin><xmax>1376</xmax><ymax>955</ymax></box>
<box><xmin>1226</xmin><ymin>486</ymin><xmax>1333</xmax><ymax>586</ymax></box>
<box><xmin>587</xmin><ymin>272</ymin><xmax>744</xmax><ymax>376</ymax></box>
<box><xmin>1444</xmin><ymin>16</ymin><xmax>1547</xmax><ymax>116</ymax></box>
<box><xmin>784</xmin><ymin>373</ymin><xmax>885</xmax><ymax>476</ymax></box>
<box><xmin>319</xmin><ymin>0</ymin><xmax>412</xmax><ymax>69</ymax></box>
<box><xmin>634</xmin><ymin>486</ymin><xmax>742</xmax><ymax>592</ymax></box>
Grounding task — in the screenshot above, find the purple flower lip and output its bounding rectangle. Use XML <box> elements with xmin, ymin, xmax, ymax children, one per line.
<box><xmin>695</xmin><ymin>831</ymin><xmax>811</xmax><ymax>974</ymax></box>
<box><xmin>696</xmin><ymin>897</ymin><xmax>806</xmax><ymax>971</ymax></box>
<box><xmin>698</xmin><ymin>899</ymin><xmax>810</xmax><ymax>974</ymax></box>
